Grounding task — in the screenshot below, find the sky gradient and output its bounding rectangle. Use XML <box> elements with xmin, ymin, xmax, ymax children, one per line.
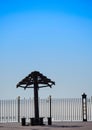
<box><xmin>0</xmin><ymin>0</ymin><xmax>92</xmax><ymax>99</ymax></box>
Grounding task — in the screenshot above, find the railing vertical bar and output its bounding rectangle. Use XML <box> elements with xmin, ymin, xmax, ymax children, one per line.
<box><xmin>1</xmin><ymin>100</ymin><xmax>2</xmax><ymax>122</ymax></box>
<box><xmin>11</xmin><ymin>100</ymin><xmax>13</xmax><ymax>121</ymax></box>
<box><xmin>4</xmin><ymin>100</ymin><xmax>6</xmax><ymax>122</ymax></box>
<box><xmin>59</xmin><ymin>99</ymin><xmax>61</xmax><ymax>121</ymax></box>
<box><xmin>75</xmin><ymin>98</ymin><xmax>76</xmax><ymax>121</ymax></box>
<box><xmin>3</xmin><ymin>100</ymin><xmax>5</xmax><ymax>122</ymax></box>
<box><xmin>16</xmin><ymin>98</ymin><xmax>17</xmax><ymax>122</ymax></box>
<box><xmin>6</xmin><ymin>100</ymin><xmax>8</xmax><ymax>122</ymax></box>
<box><xmin>71</xmin><ymin>99</ymin><xmax>73</xmax><ymax>121</ymax></box>
<box><xmin>89</xmin><ymin>99</ymin><xmax>91</xmax><ymax>121</ymax></box>
<box><xmin>67</xmin><ymin>99</ymin><xmax>68</xmax><ymax>121</ymax></box>
<box><xmin>27</xmin><ymin>99</ymin><xmax>28</xmax><ymax>119</ymax></box>
<box><xmin>2</xmin><ymin>100</ymin><xmax>3</xmax><ymax>122</ymax></box>
<box><xmin>26</xmin><ymin>99</ymin><xmax>28</xmax><ymax>121</ymax></box>
<box><xmin>77</xmin><ymin>98</ymin><xmax>79</xmax><ymax>121</ymax></box>
<box><xmin>5</xmin><ymin>100</ymin><xmax>7</xmax><ymax>122</ymax></box>
<box><xmin>76</xmin><ymin>98</ymin><xmax>78</xmax><ymax>121</ymax></box>
<box><xmin>64</xmin><ymin>99</ymin><xmax>66</xmax><ymax>121</ymax></box>
<box><xmin>13</xmin><ymin>99</ymin><xmax>14</xmax><ymax>122</ymax></box>
<box><xmin>89</xmin><ymin>98</ymin><xmax>91</xmax><ymax>121</ymax></box>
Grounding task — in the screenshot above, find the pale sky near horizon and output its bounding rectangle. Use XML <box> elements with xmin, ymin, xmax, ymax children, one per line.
<box><xmin>0</xmin><ymin>0</ymin><xmax>92</xmax><ymax>99</ymax></box>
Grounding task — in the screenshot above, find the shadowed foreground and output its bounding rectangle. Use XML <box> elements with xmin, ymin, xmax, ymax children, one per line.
<box><xmin>0</xmin><ymin>122</ymin><xmax>92</xmax><ymax>130</ymax></box>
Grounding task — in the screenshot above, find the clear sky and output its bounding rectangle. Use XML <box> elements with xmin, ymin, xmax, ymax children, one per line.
<box><xmin>0</xmin><ymin>0</ymin><xmax>92</xmax><ymax>99</ymax></box>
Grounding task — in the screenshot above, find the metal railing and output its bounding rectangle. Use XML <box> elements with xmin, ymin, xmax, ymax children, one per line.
<box><xmin>0</xmin><ymin>97</ymin><xmax>92</xmax><ymax>122</ymax></box>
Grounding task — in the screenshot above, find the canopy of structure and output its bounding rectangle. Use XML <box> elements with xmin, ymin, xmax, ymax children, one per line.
<box><xmin>16</xmin><ymin>71</ymin><xmax>55</xmax><ymax>89</ymax></box>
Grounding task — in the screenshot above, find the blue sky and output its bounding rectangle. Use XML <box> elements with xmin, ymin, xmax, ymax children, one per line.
<box><xmin>0</xmin><ymin>0</ymin><xmax>92</xmax><ymax>99</ymax></box>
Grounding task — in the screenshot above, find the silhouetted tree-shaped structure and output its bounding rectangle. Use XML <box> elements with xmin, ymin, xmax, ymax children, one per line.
<box><xmin>16</xmin><ymin>71</ymin><xmax>55</xmax><ymax>125</ymax></box>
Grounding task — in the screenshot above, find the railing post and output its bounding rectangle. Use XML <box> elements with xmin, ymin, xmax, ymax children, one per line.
<box><xmin>48</xmin><ymin>95</ymin><xmax>52</xmax><ymax>125</ymax></box>
<box><xmin>18</xmin><ymin>96</ymin><xmax>20</xmax><ymax>123</ymax></box>
<box><xmin>82</xmin><ymin>93</ymin><xmax>87</xmax><ymax>121</ymax></box>
<box><xmin>49</xmin><ymin>95</ymin><xmax>51</xmax><ymax>118</ymax></box>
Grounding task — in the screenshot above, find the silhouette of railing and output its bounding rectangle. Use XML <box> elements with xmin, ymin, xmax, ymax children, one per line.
<box><xmin>0</xmin><ymin>97</ymin><xmax>92</xmax><ymax>122</ymax></box>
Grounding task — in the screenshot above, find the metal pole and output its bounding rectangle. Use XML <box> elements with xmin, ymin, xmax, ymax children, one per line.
<box><xmin>82</xmin><ymin>93</ymin><xmax>87</xmax><ymax>121</ymax></box>
<box><xmin>50</xmin><ymin>95</ymin><xmax>51</xmax><ymax>118</ymax></box>
<box><xmin>48</xmin><ymin>95</ymin><xmax>52</xmax><ymax>125</ymax></box>
<box><xmin>34</xmin><ymin>75</ymin><xmax>39</xmax><ymax>120</ymax></box>
<box><xmin>18</xmin><ymin>96</ymin><xmax>20</xmax><ymax>123</ymax></box>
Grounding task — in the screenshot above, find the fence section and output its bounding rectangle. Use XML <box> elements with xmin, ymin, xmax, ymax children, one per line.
<box><xmin>51</xmin><ymin>98</ymin><xmax>82</xmax><ymax>121</ymax></box>
<box><xmin>87</xmin><ymin>98</ymin><xmax>92</xmax><ymax>121</ymax></box>
<box><xmin>0</xmin><ymin>97</ymin><xmax>92</xmax><ymax>122</ymax></box>
<box><xmin>0</xmin><ymin>99</ymin><xmax>18</xmax><ymax>122</ymax></box>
